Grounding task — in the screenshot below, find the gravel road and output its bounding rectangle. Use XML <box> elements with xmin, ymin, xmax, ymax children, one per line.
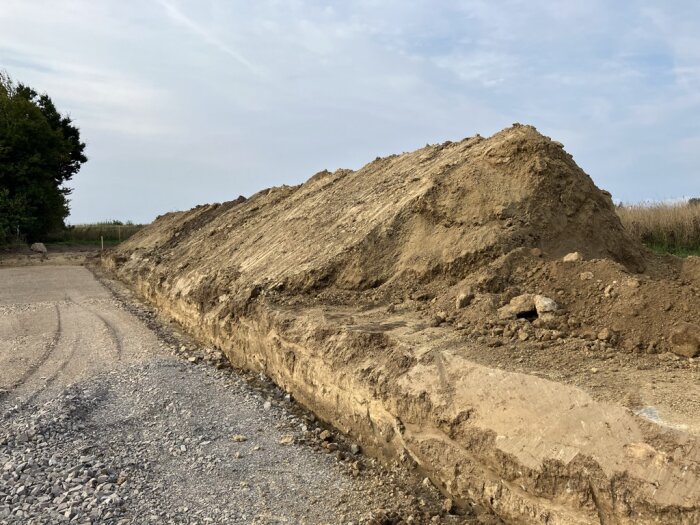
<box><xmin>0</xmin><ymin>264</ymin><xmax>497</xmax><ymax>525</ymax></box>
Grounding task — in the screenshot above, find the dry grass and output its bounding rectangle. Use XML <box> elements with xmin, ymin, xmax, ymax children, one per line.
<box><xmin>617</xmin><ymin>201</ymin><xmax>700</xmax><ymax>256</ymax></box>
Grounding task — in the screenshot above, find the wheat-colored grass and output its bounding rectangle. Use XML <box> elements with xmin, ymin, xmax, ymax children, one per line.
<box><xmin>617</xmin><ymin>201</ymin><xmax>700</xmax><ymax>255</ymax></box>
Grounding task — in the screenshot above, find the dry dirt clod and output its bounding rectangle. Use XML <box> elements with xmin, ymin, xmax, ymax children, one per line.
<box><xmin>455</xmin><ymin>289</ymin><xmax>475</xmax><ymax>309</ymax></box>
<box><xmin>278</xmin><ymin>434</ymin><xmax>294</xmax><ymax>445</ymax></box>
<box><xmin>497</xmin><ymin>294</ymin><xmax>536</xmax><ymax>320</ymax></box>
<box><xmin>442</xmin><ymin>498</ymin><xmax>454</xmax><ymax>513</ymax></box>
<box><xmin>604</xmin><ymin>284</ymin><xmax>617</xmax><ymax>298</ymax></box>
<box><xmin>669</xmin><ymin>322</ymin><xmax>700</xmax><ymax>358</ymax></box>
<box><xmin>625</xmin><ymin>278</ymin><xmax>641</xmax><ymax>288</ymax></box>
<box><xmin>597</xmin><ymin>328</ymin><xmax>613</xmax><ymax>341</ymax></box>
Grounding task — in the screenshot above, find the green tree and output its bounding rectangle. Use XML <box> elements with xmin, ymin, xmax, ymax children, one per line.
<box><xmin>0</xmin><ymin>71</ymin><xmax>87</xmax><ymax>243</ymax></box>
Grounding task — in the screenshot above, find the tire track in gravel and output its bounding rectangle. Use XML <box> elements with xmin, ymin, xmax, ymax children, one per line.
<box><xmin>0</xmin><ymin>303</ymin><xmax>62</xmax><ymax>401</ymax></box>
<box><xmin>21</xmin><ymin>298</ymin><xmax>126</xmax><ymax>406</ymax></box>
<box><xmin>3</xmin><ymin>296</ymin><xmax>125</xmax><ymax>413</ymax></box>
<box><xmin>21</xmin><ymin>309</ymin><xmax>80</xmax><ymax>408</ymax></box>
<box><xmin>67</xmin><ymin>297</ymin><xmax>124</xmax><ymax>361</ymax></box>
<box><xmin>24</xmin><ymin>296</ymin><xmax>128</xmax><ymax>406</ymax></box>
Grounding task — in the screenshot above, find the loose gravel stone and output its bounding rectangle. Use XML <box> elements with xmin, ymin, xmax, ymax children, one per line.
<box><xmin>0</xmin><ymin>357</ymin><xmax>498</xmax><ymax>524</ymax></box>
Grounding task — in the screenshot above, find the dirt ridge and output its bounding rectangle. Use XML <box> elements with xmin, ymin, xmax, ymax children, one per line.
<box><xmin>103</xmin><ymin>124</ymin><xmax>700</xmax><ymax>524</ymax></box>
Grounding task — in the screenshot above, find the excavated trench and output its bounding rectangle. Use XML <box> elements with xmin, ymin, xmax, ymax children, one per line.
<box><xmin>98</xmin><ymin>264</ymin><xmax>700</xmax><ymax>524</ymax></box>
<box><xmin>102</xmin><ymin>125</ymin><xmax>700</xmax><ymax>524</ymax></box>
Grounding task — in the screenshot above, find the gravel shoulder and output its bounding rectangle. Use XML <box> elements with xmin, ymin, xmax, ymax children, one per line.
<box><xmin>0</xmin><ymin>263</ymin><xmax>498</xmax><ymax>524</ymax></box>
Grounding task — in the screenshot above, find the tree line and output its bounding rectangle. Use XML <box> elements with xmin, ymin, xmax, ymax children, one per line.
<box><xmin>0</xmin><ymin>71</ymin><xmax>87</xmax><ymax>244</ymax></box>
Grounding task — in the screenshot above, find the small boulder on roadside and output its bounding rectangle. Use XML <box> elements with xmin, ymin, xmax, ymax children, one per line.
<box><xmin>30</xmin><ymin>243</ymin><xmax>47</xmax><ymax>253</ymax></box>
<box><xmin>563</xmin><ymin>251</ymin><xmax>583</xmax><ymax>262</ymax></box>
<box><xmin>669</xmin><ymin>322</ymin><xmax>700</xmax><ymax>358</ymax></box>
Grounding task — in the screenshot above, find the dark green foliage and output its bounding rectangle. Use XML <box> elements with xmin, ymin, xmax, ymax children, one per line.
<box><xmin>645</xmin><ymin>243</ymin><xmax>700</xmax><ymax>257</ymax></box>
<box><xmin>0</xmin><ymin>71</ymin><xmax>87</xmax><ymax>243</ymax></box>
<box><xmin>45</xmin><ymin>222</ymin><xmax>143</xmax><ymax>244</ymax></box>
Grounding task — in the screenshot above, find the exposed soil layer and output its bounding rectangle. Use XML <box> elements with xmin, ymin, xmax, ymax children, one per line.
<box><xmin>103</xmin><ymin>125</ymin><xmax>700</xmax><ymax>524</ymax></box>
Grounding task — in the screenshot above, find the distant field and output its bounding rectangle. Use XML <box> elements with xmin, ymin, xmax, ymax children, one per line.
<box><xmin>45</xmin><ymin>222</ymin><xmax>145</xmax><ymax>245</ymax></box>
<box><xmin>617</xmin><ymin>201</ymin><xmax>700</xmax><ymax>256</ymax></box>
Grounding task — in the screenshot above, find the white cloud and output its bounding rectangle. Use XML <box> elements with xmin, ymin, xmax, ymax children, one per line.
<box><xmin>1</xmin><ymin>47</ymin><xmax>174</xmax><ymax>137</ymax></box>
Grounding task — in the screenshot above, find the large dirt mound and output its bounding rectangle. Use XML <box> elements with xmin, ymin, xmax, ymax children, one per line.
<box><xmin>119</xmin><ymin>124</ymin><xmax>643</xmax><ymax>302</ymax></box>
<box><xmin>107</xmin><ymin>125</ymin><xmax>700</xmax><ymax>524</ymax></box>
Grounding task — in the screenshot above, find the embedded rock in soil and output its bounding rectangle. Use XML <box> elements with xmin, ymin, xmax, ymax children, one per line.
<box><xmin>533</xmin><ymin>295</ymin><xmax>558</xmax><ymax>314</ymax></box>
<box><xmin>562</xmin><ymin>251</ymin><xmax>583</xmax><ymax>262</ymax></box>
<box><xmin>455</xmin><ymin>289</ymin><xmax>475</xmax><ymax>309</ymax></box>
<box><xmin>498</xmin><ymin>294</ymin><xmax>536</xmax><ymax>320</ymax></box>
<box><xmin>670</xmin><ymin>322</ymin><xmax>700</xmax><ymax>358</ymax></box>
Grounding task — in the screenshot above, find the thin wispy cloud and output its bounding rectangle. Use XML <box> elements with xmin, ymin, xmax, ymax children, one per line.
<box><xmin>153</xmin><ymin>0</ymin><xmax>261</xmax><ymax>75</ymax></box>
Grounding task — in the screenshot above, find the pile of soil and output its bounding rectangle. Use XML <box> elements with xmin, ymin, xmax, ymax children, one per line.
<box><xmin>117</xmin><ymin>124</ymin><xmax>698</xmax><ymax>359</ymax></box>
<box><xmin>105</xmin><ymin>124</ymin><xmax>700</xmax><ymax>524</ymax></box>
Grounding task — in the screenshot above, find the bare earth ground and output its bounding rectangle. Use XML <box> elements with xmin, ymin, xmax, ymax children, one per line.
<box><xmin>101</xmin><ymin>126</ymin><xmax>699</xmax><ymax>523</ymax></box>
<box><xmin>0</xmin><ymin>261</ymin><xmax>498</xmax><ymax>524</ymax></box>
<box><xmin>0</xmin><ymin>245</ymin><xmax>99</xmax><ymax>268</ymax></box>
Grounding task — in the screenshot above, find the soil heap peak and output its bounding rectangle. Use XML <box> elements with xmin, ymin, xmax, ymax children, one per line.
<box><xmin>120</xmin><ymin>124</ymin><xmax>644</xmax><ymax>304</ymax></box>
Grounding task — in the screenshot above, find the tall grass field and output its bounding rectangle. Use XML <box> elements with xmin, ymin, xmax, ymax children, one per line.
<box><xmin>617</xmin><ymin>201</ymin><xmax>700</xmax><ymax>256</ymax></box>
<box><xmin>45</xmin><ymin>221</ymin><xmax>144</xmax><ymax>246</ymax></box>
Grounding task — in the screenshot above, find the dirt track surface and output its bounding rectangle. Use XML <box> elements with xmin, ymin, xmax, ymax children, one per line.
<box><xmin>0</xmin><ymin>265</ymin><xmax>160</xmax><ymax>405</ymax></box>
<box><xmin>0</xmin><ymin>264</ymin><xmax>493</xmax><ymax>524</ymax></box>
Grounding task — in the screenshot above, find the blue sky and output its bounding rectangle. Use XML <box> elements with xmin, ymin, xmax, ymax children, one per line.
<box><xmin>1</xmin><ymin>1</ymin><xmax>699</xmax><ymax>223</ymax></box>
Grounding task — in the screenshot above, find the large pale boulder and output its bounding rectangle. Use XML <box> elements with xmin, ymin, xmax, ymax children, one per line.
<box><xmin>534</xmin><ymin>295</ymin><xmax>558</xmax><ymax>314</ymax></box>
<box><xmin>30</xmin><ymin>243</ymin><xmax>47</xmax><ymax>254</ymax></box>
